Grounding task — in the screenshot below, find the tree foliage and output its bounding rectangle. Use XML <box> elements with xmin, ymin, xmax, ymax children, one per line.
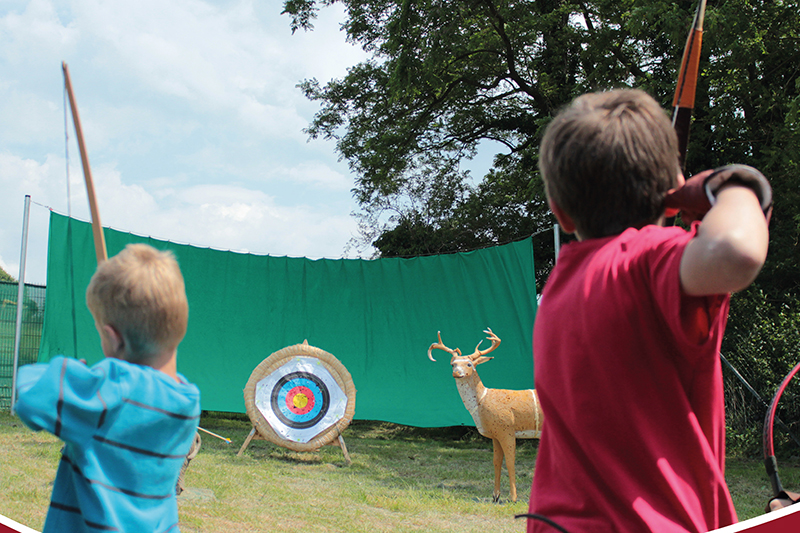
<box><xmin>285</xmin><ymin>0</ymin><xmax>799</xmax><ymax>292</ymax></box>
<box><xmin>0</xmin><ymin>266</ymin><xmax>14</xmax><ymax>283</ymax></box>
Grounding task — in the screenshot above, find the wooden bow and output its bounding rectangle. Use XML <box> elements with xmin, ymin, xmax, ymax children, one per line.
<box><xmin>763</xmin><ymin>363</ymin><xmax>800</xmax><ymax>499</ymax></box>
<box><xmin>61</xmin><ymin>65</ymin><xmax>231</xmax><ymax>445</ymax></box>
<box><xmin>62</xmin><ymin>61</ymin><xmax>107</xmax><ymax>264</ymax></box>
<box><xmin>671</xmin><ymin>0</ymin><xmax>707</xmax><ymax>172</ymax></box>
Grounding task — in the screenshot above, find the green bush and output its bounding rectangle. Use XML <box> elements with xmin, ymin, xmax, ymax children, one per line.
<box><xmin>724</xmin><ymin>288</ymin><xmax>800</xmax><ymax>457</ymax></box>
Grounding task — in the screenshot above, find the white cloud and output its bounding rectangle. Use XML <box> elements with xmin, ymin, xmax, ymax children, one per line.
<box><xmin>0</xmin><ymin>0</ymin><xmax>373</xmax><ymax>286</ymax></box>
<box><xmin>277</xmin><ymin>160</ymin><xmax>352</xmax><ymax>191</ymax></box>
<box><xmin>98</xmin><ymin>183</ymin><xmax>359</xmax><ymax>260</ymax></box>
<box><xmin>0</xmin><ymin>152</ymin><xmax>66</xmax><ymax>284</ymax></box>
<box><xmin>65</xmin><ymin>0</ymin><xmax>356</xmax><ymax>142</ymax></box>
<box><xmin>0</xmin><ymin>151</ymin><xmax>361</xmax><ymax>284</ymax></box>
<box><xmin>0</xmin><ymin>0</ymin><xmax>79</xmax><ymax>66</ymax></box>
<box><xmin>0</xmin><ymin>88</ymin><xmax>63</xmax><ymax>147</ymax></box>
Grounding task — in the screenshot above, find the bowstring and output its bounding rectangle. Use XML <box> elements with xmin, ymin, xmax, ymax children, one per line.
<box><xmin>64</xmin><ymin>77</ymin><xmax>78</xmax><ymax>360</ymax></box>
<box><xmin>64</xmin><ymin>81</ymin><xmax>71</xmax><ymax>218</ymax></box>
<box><xmin>515</xmin><ymin>513</ymin><xmax>570</xmax><ymax>533</ymax></box>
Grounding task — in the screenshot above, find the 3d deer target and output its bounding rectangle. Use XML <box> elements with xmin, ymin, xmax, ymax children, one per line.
<box><xmin>428</xmin><ymin>328</ymin><xmax>543</xmax><ymax>502</ymax></box>
<box><xmin>239</xmin><ymin>340</ymin><xmax>356</xmax><ymax>460</ymax></box>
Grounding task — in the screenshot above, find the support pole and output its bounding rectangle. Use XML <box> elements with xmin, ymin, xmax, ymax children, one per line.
<box><xmin>553</xmin><ymin>224</ymin><xmax>561</xmax><ymax>262</ymax></box>
<box><xmin>237</xmin><ymin>427</ymin><xmax>258</xmax><ymax>456</ymax></box>
<box><xmin>10</xmin><ymin>195</ymin><xmax>31</xmax><ymax>416</ymax></box>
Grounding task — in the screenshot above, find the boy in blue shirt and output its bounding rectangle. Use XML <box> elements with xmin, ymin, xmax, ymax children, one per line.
<box><xmin>16</xmin><ymin>243</ymin><xmax>201</xmax><ymax>533</ymax></box>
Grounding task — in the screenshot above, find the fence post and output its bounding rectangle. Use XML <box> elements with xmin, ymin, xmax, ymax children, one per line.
<box><xmin>10</xmin><ymin>195</ymin><xmax>31</xmax><ymax>416</ymax></box>
<box><xmin>553</xmin><ymin>224</ymin><xmax>561</xmax><ymax>263</ymax></box>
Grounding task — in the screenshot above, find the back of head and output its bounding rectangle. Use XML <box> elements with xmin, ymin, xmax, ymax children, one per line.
<box><xmin>539</xmin><ymin>89</ymin><xmax>681</xmax><ymax>239</ymax></box>
<box><xmin>86</xmin><ymin>243</ymin><xmax>188</xmax><ymax>364</ymax></box>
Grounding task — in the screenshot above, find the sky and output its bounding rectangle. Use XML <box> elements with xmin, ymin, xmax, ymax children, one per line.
<box><xmin>0</xmin><ymin>0</ymin><xmax>377</xmax><ymax>286</ymax></box>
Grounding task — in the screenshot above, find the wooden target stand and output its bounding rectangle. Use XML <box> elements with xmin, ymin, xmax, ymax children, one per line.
<box><xmin>237</xmin><ymin>340</ymin><xmax>356</xmax><ymax>464</ymax></box>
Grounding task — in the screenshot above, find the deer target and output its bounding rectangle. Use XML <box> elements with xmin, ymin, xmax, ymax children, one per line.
<box><xmin>428</xmin><ymin>328</ymin><xmax>543</xmax><ymax>503</ymax></box>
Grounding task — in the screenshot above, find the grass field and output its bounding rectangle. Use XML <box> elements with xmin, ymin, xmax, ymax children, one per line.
<box><xmin>2</xmin><ymin>411</ymin><xmax>799</xmax><ymax>532</ymax></box>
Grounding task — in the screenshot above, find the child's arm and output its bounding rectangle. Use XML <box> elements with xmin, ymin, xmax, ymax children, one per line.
<box><xmin>680</xmin><ymin>183</ymin><xmax>769</xmax><ymax>296</ymax></box>
<box><xmin>15</xmin><ymin>357</ymin><xmax>117</xmax><ymax>445</ymax></box>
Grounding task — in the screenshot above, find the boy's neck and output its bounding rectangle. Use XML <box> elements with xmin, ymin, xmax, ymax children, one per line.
<box><xmin>120</xmin><ymin>350</ymin><xmax>180</xmax><ymax>382</ymax></box>
<box><xmin>574</xmin><ymin>218</ymin><xmax>668</xmax><ymax>242</ymax></box>
<box><xmin>150</xmin><ymin>350</ymin><xmax>180</xmax><ymax>382</ymax></box>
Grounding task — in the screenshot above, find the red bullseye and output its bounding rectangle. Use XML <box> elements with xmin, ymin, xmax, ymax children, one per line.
<box><xmin>285</xmin><ymin>386</ymin><xmax>315</xmax><ymax>415</ymax></box>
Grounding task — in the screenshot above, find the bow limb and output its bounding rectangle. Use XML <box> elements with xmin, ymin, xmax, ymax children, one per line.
<box><xmin>671</xmin><ymin>0</ymin><xmax>707</xmax><ymax>172</ymax></box>
<box><xmin>763</xmin><ymin>362</ymin><xmax>800</xmax><ymax>498</ymax></box>
<box><xmin>62</xmin><ymin>62</ymin><xmax>108</xmax><ymax>265</ymax></box>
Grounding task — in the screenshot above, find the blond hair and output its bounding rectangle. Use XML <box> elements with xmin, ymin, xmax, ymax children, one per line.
<box><xmin>539</xmin><ymin>89</ymin><xmax>681</xmax><ymax>239</ymax></box>
<box><xmin>86</xmin><ymin>244</ymin><xmax>188</xmax><ymax>363</ymax></box>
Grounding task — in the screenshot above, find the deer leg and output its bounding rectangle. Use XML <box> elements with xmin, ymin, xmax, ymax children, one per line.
<box><xmin>492</xmin><ymin>438</ymin><xmax>504</xmax><ymax>502</ymax></box>
<box><xmin>498</xmin><ymin>433</ymin><xmax>518</xmax><ymax>503</ymax></box>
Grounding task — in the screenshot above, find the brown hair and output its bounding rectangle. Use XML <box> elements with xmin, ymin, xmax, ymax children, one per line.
<box><xmin>539</xmin><ymin>89</ymin><xmax>681</xmax><ymax>239</ymax></box>
<box><xmin>86</xmin><ymin>244</ymin><xmax>188</xmax><ymax>363</ymax></box>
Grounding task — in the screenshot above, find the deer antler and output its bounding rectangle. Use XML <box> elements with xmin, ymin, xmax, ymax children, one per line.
<box><xmin>469</xmin><ymin>328</ymin><xmax>501</xmax><ymax>359</ymax></box>
<box><xmin>428</xmin><ymin>331</ymin><xmax>462</xmax><ymax>362</ymax></box>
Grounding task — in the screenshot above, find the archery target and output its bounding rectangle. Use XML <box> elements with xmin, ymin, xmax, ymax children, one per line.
<box><xmin>254</xmin><ymin>355</ymin><xmax>349</xmax><ymax>444</ymax></box>
<box><xmin>271</xmin><ymin>372</ymin><xmax>328</xmax><ymax>428</ymax></box>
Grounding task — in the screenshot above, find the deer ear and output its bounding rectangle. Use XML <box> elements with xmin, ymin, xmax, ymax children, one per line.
<box><xmin>475</xmin><ymin>356</ymin><xmax>494</xmax><ymax>366</ymax></box>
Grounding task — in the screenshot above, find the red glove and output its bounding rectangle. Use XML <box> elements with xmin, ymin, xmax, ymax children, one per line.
<box><xmin>664</xmin><ymin>164</ymin><xmax>773</xmax><ymax>224</ymax></box>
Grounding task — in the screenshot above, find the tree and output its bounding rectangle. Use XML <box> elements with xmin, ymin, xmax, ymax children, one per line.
<box><xmin>285</xmin><ymin>0</ymin><xmax>799</xmax><ymax>289</ymax></box>
<box><xmin>0</xmin><ymin>266</ymin><xmax>14</xmax><ymax>283</ymax></box>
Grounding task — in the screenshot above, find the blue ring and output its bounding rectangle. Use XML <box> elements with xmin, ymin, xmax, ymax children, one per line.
<box><xmin>276</xmin><ymin>377</ymin><xmax>324</xmax><ymax>422</ymax></box>
<box><xmin>270</xmin><ymin>371</ymin><xmax>330</xmax><ymax>429</ymax></box>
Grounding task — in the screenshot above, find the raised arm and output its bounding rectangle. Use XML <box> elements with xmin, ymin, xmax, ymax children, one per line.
<box><xmin>679</xmin><ymin>183</ymin><xmax>769</xmax><ymax>296</ymax></box>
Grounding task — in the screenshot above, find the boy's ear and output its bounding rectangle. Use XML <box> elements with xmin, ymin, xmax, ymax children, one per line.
<box><xmin>549</xmin><ymin>200</ymin><xmax>577</xmax><ymax>234</ymax></box>
<box><xmin>102</xmin><ymin>324</ymin><xmax>126</xmax><ymax>359</ymax></box>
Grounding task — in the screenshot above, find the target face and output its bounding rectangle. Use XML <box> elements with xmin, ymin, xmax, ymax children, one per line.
<box><xmin>254</xmin><ymin>356</ymin><xmax>348</xmax><ymax>444</ymax></box>
<box><xmin>271</xmin><ymin>372</ymin><xmax>329</xmax><ymax>429</ymax></box>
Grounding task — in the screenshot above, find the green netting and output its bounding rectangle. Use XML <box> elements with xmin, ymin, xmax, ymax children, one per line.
<box><xmin>39</xmin><ymin>212</ymin><xmax>538</xmax><ymax>427</ymax></box>
<box><xmin>1</xmin><ymin>281</ymin><xmax>46</xmax><ymax>409</ymax></box>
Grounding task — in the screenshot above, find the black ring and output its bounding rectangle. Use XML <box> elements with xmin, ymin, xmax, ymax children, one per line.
<box><xmin>270</xmin><ymin>371</ymin><xmax>330</xmax><ymax>429</ymax></box>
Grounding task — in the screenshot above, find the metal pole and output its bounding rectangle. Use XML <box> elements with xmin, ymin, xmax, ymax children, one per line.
<box><xmin>553</xmin><ymin>224</ymin><xmax>561</xmax><ymax>262</ymax></box>
<box><xmin>10</xmin><ymin>195</ymin><xmax>31</xmax><ymax>416</ymax></box>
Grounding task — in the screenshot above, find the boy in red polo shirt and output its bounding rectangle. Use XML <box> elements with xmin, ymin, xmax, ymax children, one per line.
<box><xmin>526</xmin><ymin>89</ymin><xmax>771</xmax><ymax>532</ymax></box>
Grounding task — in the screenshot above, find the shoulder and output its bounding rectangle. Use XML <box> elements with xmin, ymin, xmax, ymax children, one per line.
<box><xmin>615</xmin><ymin>226</ymin><xmax>698</xmax><ymax>290</ymax></box>
<box><xmin>103</xmin><ymin>360</ymin><xmax>201</xmax><ymax>413</ymax></box>
<box><xmin>559</xmin><ymin>225</ymin><xmax>693</xmax><ymax>272</ymax></box>
<box><xmin>619</xmin><ymin>224</ymin><xmax>694</xmax><ymax>251</ymax></box>
<box><xmin>97</xmin><ymin>358</ymin><xmax>184</xmax><ymax>389</ymax></box>
<box><xmin>606</xmin><ymin>225</ymin><xmax>696</xmax><ymax>273</ymax></box>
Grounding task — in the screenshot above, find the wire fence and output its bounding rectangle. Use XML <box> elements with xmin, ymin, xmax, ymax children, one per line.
<box><xmin>0</xmin><ymin>281</ymin><xmax>46</xmax><ymax>410</ymax></box>
<box><xmin>723</xmin><ymin>352</ymin><xmax>800</xmax><ymax>458</ymax></box>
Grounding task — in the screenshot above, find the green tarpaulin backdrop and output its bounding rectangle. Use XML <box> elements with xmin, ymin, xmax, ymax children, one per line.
<box><xmin>39</xmin><ymin>212</ymin><xmax>537</xmax><ymax>427</ymax></box>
